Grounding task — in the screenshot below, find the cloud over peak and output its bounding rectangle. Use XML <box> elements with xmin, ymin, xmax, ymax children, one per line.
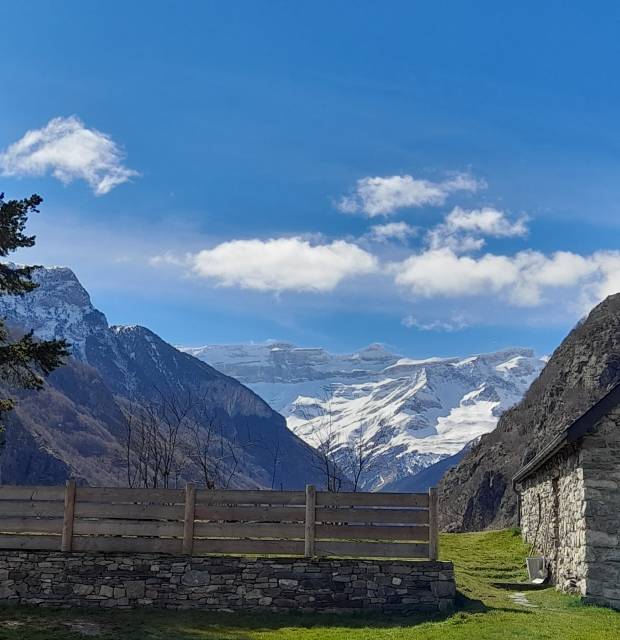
<box><xmin>337</xmin><ymin>172</ymin><xmax>484</xmax><ymax>217</ymax></box>
<box><xmin>0</xmin><ymin>116</ymin><xmax>138</xmax><ymax>195</ymax></box>
<box><xmin>188</xmin><ymin>237</ymin><xmax>378</xmax><ymax>292</ymax></box>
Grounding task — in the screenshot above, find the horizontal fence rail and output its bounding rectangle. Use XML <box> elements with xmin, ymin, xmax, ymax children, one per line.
<box><xmin>0</xmin><ymin>482</ymin><xmax>439</xmax><ymax>560</ymax></box>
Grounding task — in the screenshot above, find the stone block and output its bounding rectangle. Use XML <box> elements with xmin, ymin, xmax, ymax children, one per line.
<box><xmin>72</xmin><ymin>584</ymin><xmax>94</xmax><ymax>596</ymax></box>
<box><xmin>432</xmin><ymin>581</ymin><xmax>456</xmax><ymax>597</ymax></box>
<box><xmin>99</xmin><ymin>585</ymin><xmax>114</xmax><ymax>598</ymax></box>
<box><xmin>278</xmin><ymin>579</ymin><xmax>298</xmax><ymax>588</ymax></box>
<box><xmin>181</xmin><ymin>571</ymin><xmax>210</xmax><ymax>586</ymax></box>
<box><xmin>125</xmin><ymin>581</ymin><xmax>146</xmax><ymax>599</ymax></box>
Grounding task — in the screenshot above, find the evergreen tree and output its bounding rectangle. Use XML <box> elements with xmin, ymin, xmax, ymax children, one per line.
<box><xmin>0</xmin><ymin>192</ymin><xmax>69</xmax><ymax>428</ymax></box>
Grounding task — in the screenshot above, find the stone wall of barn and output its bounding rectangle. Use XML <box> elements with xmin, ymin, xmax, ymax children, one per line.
<box><xmin>519</xmin><ymin>445</ymin><xmax>587</xmax><ymax>594</ymax></box>
<box><xmin>579</xmin><ymin>409</ymin><xmax>620</xmax><ymax>610</ymax></box>
<box><xmin>0</xmin><ymin>552</ymin><xmax>455</xmax><ymax>614</ymax></box>
<box><xmin>520</xmin><ymin>406</ymin><xmax>620</xmax><ymax>610</ymax></box>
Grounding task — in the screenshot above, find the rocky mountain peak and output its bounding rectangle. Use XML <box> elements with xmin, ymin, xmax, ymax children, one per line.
<box><xmin>439</xmin><ymin>293</ymin><xmax>620</xmax><ymax>531</ymax></box>
<box><xmin>0</xmin><ymin>265</ymin><xmax>323</xmax><ymax>490</ymax></box>
<box><xmin>1</xmin><ymin>265</ymin><xmax>108</xmax><ymax>360</ymax></box>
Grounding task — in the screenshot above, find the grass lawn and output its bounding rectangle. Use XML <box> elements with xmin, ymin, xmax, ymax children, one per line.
<box><xmin>0</xmin><ymin>530</ymin><xmax>618</xmax><ymax>639</ymax></box>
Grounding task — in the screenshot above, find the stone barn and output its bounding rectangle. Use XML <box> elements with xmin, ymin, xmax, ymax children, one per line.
<box><xmin>513</xmin><ymin>383</ymin><xmax>620</xmax><ymax>610</ymax></box>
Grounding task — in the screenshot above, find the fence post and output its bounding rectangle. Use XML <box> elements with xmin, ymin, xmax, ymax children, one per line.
<box><xmin>61</xmin><ymin>479</ymin><xmax>76</xmax><ymax>552</ymax></box>
<box><xmin>304</xmin><ymin>484</ymin><xmax>316</xmax><ymax>558</ymax></box>
<box><xmin>428</xmin><ymin>486</ymin><xmax>438</xmax><ymax>560</ymax></box>
<box><xmin>183</xmin><ymin>483</ymin><xmax>196</xmax><ymax>555</ymax></box>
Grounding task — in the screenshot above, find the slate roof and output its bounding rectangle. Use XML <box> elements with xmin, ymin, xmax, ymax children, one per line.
<box><xmin>513</xmin><ymin>382</ymin><xmax>620</xmax><ymax>486</ymax></box>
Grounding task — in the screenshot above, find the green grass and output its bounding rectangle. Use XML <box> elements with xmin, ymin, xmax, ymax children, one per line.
<box><xmin>0</xmin><ymin>530</ymin><xmax>618</xmax><ymax>639</ymax></box>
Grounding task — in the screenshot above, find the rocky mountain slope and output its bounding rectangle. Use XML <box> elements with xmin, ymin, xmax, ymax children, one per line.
<box><xmin>0</xmin><ymin>266</ymin><xmax>322</xmax><ymax>489</ymax></box>
<box><xmin>439</xmin><ymin>293</ymin><xmax>620</xmax><ymax>531</ymax></box>
<box><xmin>183</xmin><ymin>342</ymin><xmax>545</xmax><ymax>490</ymax></box>
<box><xmin>381</xmin><ymin>446</ymin><xmax>470</xmax><ymax>494</ymax></box>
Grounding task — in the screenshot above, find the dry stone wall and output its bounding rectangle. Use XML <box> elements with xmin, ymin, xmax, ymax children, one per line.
<box><xmin>0</xmin><ymin>552</ymin><xmax>455</xmax><ymax>614</ymax></box>
<box><xmin>520</xmin><ymin>408</ymin><xmax>620</xmax><ymax>610</ymax></box>
<box><xmin>580</xmin><ymin>411</ymin><xmax>620</xmax><ymax>610</ymax></box>
<box><xmin>520</xmin><ymin>445</ymin><xmax>587</xmax><ymax>594</ymax></box>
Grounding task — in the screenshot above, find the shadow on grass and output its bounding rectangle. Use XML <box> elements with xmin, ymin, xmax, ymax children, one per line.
<box><xmin>160</xmin><ymin>608</ymin><xmax>450</xmax><ymax>633</ymax></box>
<box><xmin>0</xmin><ymin>594</ymin><xmax>534</xmax><ymax>640</ymax></box>
<box><xmin>125</xmin><ymin>592</ymin><xmax>532</xmax><ymax>639</ymax></box>
<box><xmin>1</xmin><ymin>605</ymin><xmax>451</xmax><ymax>638</ymax></box>
<box><xmin>455</xmin><ymin>588</ymin><xmax>488</xmax><ymax>613</ymax></box>
<box><xmin>174</xmin><ymin>604</ymin><xmax>533</xmax><ymax>640</ymax></box>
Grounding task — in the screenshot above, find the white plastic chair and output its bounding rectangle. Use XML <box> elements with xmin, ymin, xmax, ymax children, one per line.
<box><xmin>526</xmin><ymin>556</ymin><xmax>548</xmax><ymax>585</ymax></box>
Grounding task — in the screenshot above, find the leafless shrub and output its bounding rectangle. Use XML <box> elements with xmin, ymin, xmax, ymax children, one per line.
<box><xmin>120</xmin><ymin>386</ymin><xmax>243</xmax><ymax>489</ymax></box>
<box><xmin>340</xmin><ymin>419</ymin><xmax>390</xmax><ymax>492</ymax></box>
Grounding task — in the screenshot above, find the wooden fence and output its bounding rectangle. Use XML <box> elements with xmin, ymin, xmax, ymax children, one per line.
<box><xmin>0</xmin><ymin>483</ymin><xmax>439</xmax><ymax>560</ymax></box>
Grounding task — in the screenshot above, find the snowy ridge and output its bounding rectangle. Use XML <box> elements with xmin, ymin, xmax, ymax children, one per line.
<box><xmin>183</xmin><ymin>342</ymin><xmax>546</xmax><ymax>490</ymax></box>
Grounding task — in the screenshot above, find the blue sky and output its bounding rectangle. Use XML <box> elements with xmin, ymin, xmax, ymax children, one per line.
<box><xmin>2</xmin><ymin>1</ymin><xmax>620</xmax><ymax>357</ymax></box>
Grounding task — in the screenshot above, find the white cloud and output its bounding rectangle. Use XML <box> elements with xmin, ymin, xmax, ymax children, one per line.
<box><xmin>427</xmin><ymin>230</ymin><xmax>486</xmax><ymax>253</ymax></box>
<box><xmin>393</xmin><ymin>206</ymin><xmax>619</xmax><ymax>309</ymax></box>
<box><xmin>444</xmin><ymin>207</ymin><xmax>527</xmax><ymax>237</ymax></box>
<box><xmin>187</xmin><ymin>237</ymin><xmax>379</xmax><ymax>292</ymax></box>
<box><xmin>337</xmin><ymin>172</ymin><xmax>484</xmax><ymax>217</ymax></box>
<box><xmin>585</xmin><ymin>252</ymin><xmax>620</xmax><ymax>304</ymax></box>
<box><xmin>368</xmin><ymin>221</ymin><xmax>417</xmax><ymax>243</ymax></box>
<box><xmin>392</xmin><ymin>247</ymin><xmax>608</xmax><ymax>306</ymax></box>
<box><xmin>0</xmin><ymin>116</ymin><xmax>138</xmax><ymax>195</ymax></box>
<box><xmin>402</xmin><ymin>315</ymin><xmax>469</xmax><ymax>332</ymax></box>
<box><xmin>394</xmin><ymin>248</ymin><xmax>518</xmax><ymax>298</ymax></box>
<box><xmin>428</xmin><ymin>207</ymin><xmax>528</xmax><ymax>253</ymax></box>
<box><xmin>509</xmin><ymin>251</ymin><xmax>598</xmax><ymax>306</ymax></box>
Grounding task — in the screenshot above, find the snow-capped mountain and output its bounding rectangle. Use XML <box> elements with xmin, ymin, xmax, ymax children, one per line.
<box><xmin>0</xmin><ymin>266</ymin><xmax>323</xmax><ymax>489</ymax></box>
<box><xmin>182</xmin><ymin>342</ymin><xmax>546</xmax><ymax>490</ymax></box>
<box><xmin>0</xmin><ymin>265</ymin><xmax>110</xmax><ymax>360</ymax></box>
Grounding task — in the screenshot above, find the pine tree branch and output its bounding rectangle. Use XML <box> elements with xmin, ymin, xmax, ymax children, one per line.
<box><xmin>0</xmin><ymin>329</ymin><xmax>69</xmax><ymax>391</ymax></box>
<box><xmin>0</xmin><ymin>193</ymin><xmax>41</xmax><ymax>295</ymax></box>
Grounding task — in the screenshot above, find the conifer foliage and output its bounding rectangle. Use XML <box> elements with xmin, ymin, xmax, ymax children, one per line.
<box><xmin>0</xmin><ymin>193</ymin><xmax>69</xmax><ymax>426</ymax></box>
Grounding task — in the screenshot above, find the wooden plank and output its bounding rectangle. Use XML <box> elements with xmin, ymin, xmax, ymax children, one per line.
<box><xmin>72</xmin><ymin>536</ymin><xmax>181</xmax><ymax>554</ymax></box>
<box><xmin>428</xmin><ymin>487</ymin><xmax>438</xmax><ymax>561</ymax></box>
<box><xmin>73</xmin><ymin>519</ymin><xmax>183</xmax><ymax>537</ymax></box>
<box><xmin>195</xmin><ymin>490</ymin><xmax>305</xmax><ymax>506</ymax></box>
<box><xmin>0</xmin><ymin>501</ymin><xmax>65</xmax><ymax>518</ymax></box>
<box><xmin>0</xmin><ymin>486</ymin><xmax>65</xmax><ymax>501</ymax></box>
<box><xmin>183</xmin><ymin>484</ymin><xmax>196</xmax><ymax>555</ymax></box>
<box><xmin>75</xmin><ymin>502</ymin><xmax>184</xmax><ymax>520</ymax></box>
<box><xmin>192</xmin><ymin>538</ymin><xmax>304</xmax><ymax>556</ymax></box>
<box><xmin>194</xmin><ymin>522</ymin><xmax>304</xmax><ymax>539</ymax></box>
<box><xmin>61</xmin><ymin>479</ymin><xmax>76</xmax><ymax>552</ymax></box>
<box><xmin>316</xmin><ymin>492</ymin><xmax>429</xmax><ymax>508</ymax></box>
<box><xmin>194</xmin><ymin>505</ymin><xmax>305</xmax><ymax>522</ymax></box>
<box><xmin>315</xmin><ymin>540</ymin><xmax>430</xmax><ymax>559</ymax></box>
<box><xmin>0</xmin><ymin>534</ymin><xmax>60</xmax><ymax>550</ymax></box>
<box><xmin>315</xmin><ymin>507</ymin><xmax>429</xmax><ymax>525</ymax></box>
<box><xmin>0</xmin><ymin>518</ymin><xmax>63</xmax><ymax>534</ymax></box>
<box><xmin>304</xmin><ymin>484</ymin><xmax>316</xmax><ymax>558</ymax></box>
<box><xmin>76</xmin><ymin>487</ymin><xmax>185</xmax><ymax>504</ymax></box>
<box><xmin>315</xmin><ymin>524</ymin><xmax>429</xmax><ymax>542</ymax></box>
